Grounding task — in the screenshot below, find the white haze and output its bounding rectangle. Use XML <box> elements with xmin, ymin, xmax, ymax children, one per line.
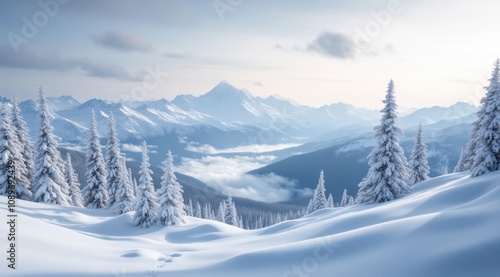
<box><xmin>176</xmin><ymin>155</ymin><xmax>311</xmax><ymax>202</ymax></box>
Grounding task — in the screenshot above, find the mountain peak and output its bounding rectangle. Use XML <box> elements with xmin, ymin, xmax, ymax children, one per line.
<box><xmin>266</xmin><ymin>94</ymin><xmax>301</xmax><ymax>107</ymax></box>
<box><xmin>201</xmin><ymin>81</ymin><xmax>253</xmax><ymax>101</ymax></box>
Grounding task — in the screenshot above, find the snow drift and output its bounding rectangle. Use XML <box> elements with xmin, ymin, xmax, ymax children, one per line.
<box><xmin>1</xmin><ymin>171</ymin><xmax>499</xmax><ymax>276</ymax></box>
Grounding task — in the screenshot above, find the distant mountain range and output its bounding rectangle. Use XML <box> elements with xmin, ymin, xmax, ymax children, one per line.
<box><xmin>5</xmin><ymin>80</ymin><xmax>478</xmax><ymax>148</ymax></box>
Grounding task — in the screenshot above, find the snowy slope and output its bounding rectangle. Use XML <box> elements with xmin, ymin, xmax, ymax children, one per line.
<box><xmin>1</xmin><ymin>171</ymin><xmax>499</xmax><ymax>276</ymax></box>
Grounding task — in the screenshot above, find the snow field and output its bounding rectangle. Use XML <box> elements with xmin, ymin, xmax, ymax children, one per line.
<box><xmin>1</xmin><ymin>171</ymin><xmax>499</xmax><ymax>276</ymax></box>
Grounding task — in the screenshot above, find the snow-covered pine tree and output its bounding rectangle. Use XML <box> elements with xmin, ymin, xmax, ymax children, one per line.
<box><xmin>12</xmin><ymin>96</ymin><xmax>35</xmax><ymax>184</ymax></box>
<box><xmin>275</xmin><ymin>213</ymin><xmax>282</xmax><ymax>224</ymax></box>
<box><xmin>194</xmin><ymin>201</ymin><xmax>202</xmax><ymax>218</ymax></box>
<box><xmin>132</xmin><ymin>176</ymin><xmax>138</xmax><ymax>196</ymax></box>
<box><xmin>210</xmin><ymin>208</ymin><xmax>216</xmax><ymax>221</ymax></box>
<box><xmin>472</xmin><ymin>59</ymin><xmax>500</xmax><ymax>177</ymax></box>
<box><xmin>443</xmin><ymin>166</ymin><xmax>449</xmax><ymax>175</ymax></box>
<box><xmin>0</xmin><ymin>104</ymin><xmax>32</xmax><ymax>200</ymax></box>
<box><xmin>32</xmin><ymin>86</ymin><xmax>71</xmax><ymax>205</ymax></box>
<box><xmin>305</xmin><ymin>199</ymin><xmax>313</xmax><ymax>215</ymax></box>
<box><xmin>157</xmin><ymin>150</ymin><xmax>186</xmax><ymax>226</ymax></box>
<box><xmin>310</xmin><ymin>170</ymin><xmax>328</xmax><ymax>212</ymax></box>
<box><xmin>340</xmin><ymin>189</ymin><xmax>349</xmax><ymax>207</ymax></box>
<box><xmin>461</xmin><ymin>124</ymin><xmax>480</xmax><ymax>171</ymax></box>
<box><xmin>454</xmin><ymin>148</ymin><xmax>466</xmax><ymax>173</ymax></box>
<box><xmin>113</xmin><ymin>155</ymin><xmax>135</xmax><ymax>214</ymax></box>
<box><xmin>348</xmin><ymin>196</ymin><xmax>355</xmax><ymax>206</ymax></box>
<box><xmin>105</xmin><ymin>112</ymin><xmax>127</xmax><ymax>209</ymax></box>
<box><xmin>255</xmin><ymin>216</ymin><xmax>263</xmax><ymax>229</ymax></box>
<box><xmin>133</xmin><ymin>141</ymin><xmax>159</xmax><ymax>228</ymax></box>
<box><xmin>224</xmin><ymin>195</ymin><xmax>239</xmax><ymax>226</ymax></box>
<box><xmin>238</xmin><ymin>215</ymin><xmax>244</xmax><ymax>228</ymax></box>
<box><xmin>65</xmin><ymin>153</ymin><xmax>83</xmax><ymax>207</ymax></box>
<box><xmin>327</xmin><ymin>193</ymin><xmax>334</xmax><ymax>208</ymax></box>
<box><xmin>357</xmin><ymin>80</ymin><xmax>410</xmax><ymax>204</ymax></box>
<box><xmin>127</xmin><ymin>168</ymin><xmax>135</xmax><ymax>195</ymax></box>
<box><xmin>203</xmin><ymin>203</ymin><xmax>211</xmax><ymax>219</ymax></box>
<box><xmin>408</xmin><ymin>123</ymin><xmax>430</xmax><ymax>186</ymax></box>
<box><xmin>217</xmin><ymin>200</ymin><xmax>225</xmax><ymax>222</ymax></box>
<box><xmin>186</xmin><ymin>198</ymin><xmax>194</xmax><ymax>217</ymax></box>
<box><xmin>83</xmin><ymin>110</ymin><xmax>108</xmax><ymax>209</ymax></box>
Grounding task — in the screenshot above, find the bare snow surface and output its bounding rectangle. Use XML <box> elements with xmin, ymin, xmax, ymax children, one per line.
<box><xmin>1</xmin><ymin>172</ymin><xmax>499</xmax><ymax>276</ymax></box>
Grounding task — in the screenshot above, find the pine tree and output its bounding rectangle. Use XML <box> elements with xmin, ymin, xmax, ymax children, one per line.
<box><xmin>461</xmin><ymin>121</ymin><xmax>482</xmax><ymax>171</ymax></box>
<box><xmin>472</xmin><ymin>59</ymin><xmax>500</xmax><ymax>177</ymax></box>
<box><xmin>113</xmin><ymin>155</ymin><xmax>135</xmax><ymax>214</ymax></box>
<box><xmin>186</xmin><ymin>198</ymin><xmax>194</xmax><ymax>217</ymax></box>
<box><xmin>132</xmin><ymin>176</ymin><xmax>138</xmax><ymax>196</ymax></box>
<box><xmin>157</xmin><ymin>150</ymin><xmax>186</xmax><ymax>226</ymax></box>
<box><xmin>217</xmin><ymin>201</ymin><xmax>225</xmax><ymax>222</ymax></box>
<box><xmin>105</xmin><ymin>112</ymin><xmax>126</xmax><ymax>208</ymax></box>
<box><xmin>65</xmin><ymin>153</ymin><xmax>83</xmax><ymax>207</ymax></box>
<box><xmin>238</xmin><ymin>215</ymin><xmax>244</xmax><ymax>228</ymax></box>
<box><xmin>309</xmin><ymin>170</ymin><xmax>328</xmax><ymax>212</ymax></box>
<box><xmin>348</xmin><ymin>196</ymin><xmax>355</xmax><ymax>206</ymax></box>
<box><xmin>327</xmin><ymin>193</ymin><xmax>334</xmax><ymax>208</ymax></box>
<box><xmin>408</xmin><ymin>123</ymin><xmax>430</xmax><ymax>186</ymax></box>
<box><xmin>194</xmin><ymin>201</ymin><xmax>202</xmax><ymax>218</ymax></box>
<box><xmin>0</xmin><ymin>104</ymin><xmax>32</xmax><ymax>200</ymax></box>
<box><xmin>203</xmin><ymin>203</ymin><xmax>210</xmax><ymax>219</ymax></box>
<box><xmin>12</xmin><ymin>96</ymin><xmax>35</xmax><ymax>184</ymax></box>
<box><xmin>357</xmin><ymin>80</ymin><xmax>410</xmax><ymax>204</ymax></box>
<box><xmin>224</xmin><ymin>195</ymin><xmax>239</xmax><ymax>226</ymax></box>
<box><xmin>133</xmin><ymin>141</ymin><xmax>159</xmax><ymax>228</ymax></box>
<box><xmin>83</xmin><ymin>110</ymin><xmax>108</xmax><ymax>209</ymax></box>
<box><xmin>454</xmin><ymin>148</ymin><xmax>466</xmax><ymax>173</ymax></box>
<box><xmin>255</xmin><ymin>216</ymin><xmax>263</xmax><ymax>229</ymax></box>
<box><xmin>32</xmin><ymin>86</ymin><xmax>71</xmax><ymax>205</ymax></box>
<box><xmin>127</xmin><ymin>168</ymin><xmax>135</xmax><ymax>195</ymax></box>
<box><xmin>305</xmin><ymin>199</ymin><xmax>313</xmax><ymax>215</ymax></box>
<box><xmin>340</xmin><ymin>189</ymin><xmax>349</xmax><ymax>207</ymax></box>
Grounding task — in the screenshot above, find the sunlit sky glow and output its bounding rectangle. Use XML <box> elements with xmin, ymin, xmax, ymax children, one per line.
<box><xmin>1</xmin><ymin>0</ymin><xmax>499</xmax><ymax>109</ymax></box>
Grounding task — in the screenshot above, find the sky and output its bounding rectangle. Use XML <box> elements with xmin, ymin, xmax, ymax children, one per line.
<box><xmin>1</xmin><ymin>0</ymin><xmax>499</xmax><ymax>109</ymax></box>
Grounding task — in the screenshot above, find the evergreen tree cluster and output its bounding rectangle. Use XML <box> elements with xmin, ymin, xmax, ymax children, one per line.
<box><xmin>0</xmin><ymin>86</ymin><xmax>190</xmax><ymax>229</ymax></box>
<box><xmin>357</xmin><ymin>80</ymin><xmax>430</xmax><ymax>204</ymax></box>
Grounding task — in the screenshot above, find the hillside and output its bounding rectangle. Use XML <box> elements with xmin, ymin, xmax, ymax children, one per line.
<box><xmin>2</xmin><ymin>171</ymin><xmax>499</xmax><ymax>276</ymax></box>
<box><xmin>250</xmin><ymin>122</ymin><xmax>472</xmax><ymax>205</ymax></box>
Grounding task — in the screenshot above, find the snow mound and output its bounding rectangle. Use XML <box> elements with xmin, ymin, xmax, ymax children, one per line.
<box><xmin>1</xmin><ymin>171</ymin><xmax>499</xmax><ymax>276</ymax></box>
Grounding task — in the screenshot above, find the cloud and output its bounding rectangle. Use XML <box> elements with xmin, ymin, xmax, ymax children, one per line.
<box><xmin>176</xmin><ymin>155</ymin><xmax>311</xmax><ymax>202</ymax></box>
<box><xmin>122</xmin><ymin>143</ymin><xmax>158</xmax><ymax>153</ymax></box>
<box><xmin>185</xmin><ymin>143</ymin><xmax>301</xmax><ymax>154</ymax></box>
<box><xmin>92</xmin><ymin>31</ymin><xmax>153</xmax><ymax>53</ymax></box>
<box><xmin>163</xmin><ymin>52</ymin><xmax>191</xmax><ymax>59</ymax></box>
<box><xmin>122</xmin><ymin>143</ymin><xmax>143</xmax><ymax>153</ymax></box>
<box><xmin>77</xmin><ymin>60</ymin><xmax>143</xmax><ymax>81</ymax></box>
<box><xmin>253</xmin><ymin>81</ymin><xmax>263</xmax><ymax>87</ymax></box>
<box><xmin>306</xmin><ymin>31</ymin><xmax>356</xmax><ymax>59</ymax></box>
<box><xmin>0</xmin><ymin>45</ymin><xmax>142</xmax><ymax>82</ymax></box>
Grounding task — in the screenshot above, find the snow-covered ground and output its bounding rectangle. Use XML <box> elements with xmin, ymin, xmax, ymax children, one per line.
<box><xmin>1</xmin><ymin>171</ymin><xmax>499</xmax><ymax>277</ymax></box>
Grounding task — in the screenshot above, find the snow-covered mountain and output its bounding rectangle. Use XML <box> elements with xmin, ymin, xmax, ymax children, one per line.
<box><xmin>8</xmin><ymin>81</ymin><xmax>478</xmax><ymax>147</ymax></box>
<box><xmin>19</xmin><ymin>98</ymin><xmax>88</xmax><ymax>143</ymax></box>
<box><xmin>398</xmin><ymin>102</ymin><xmax>478</xmax><ymax>127</ymax></box>
<box><xmin>2</xmin><ymin>171</ymin><xmax>499</xmax><ymax>276</ymax></box>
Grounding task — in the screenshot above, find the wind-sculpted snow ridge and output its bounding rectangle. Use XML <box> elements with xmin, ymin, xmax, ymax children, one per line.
<box><xmin>1</xmin><ymin>171</ymin><xmax>499</xmax><ymax>276</ymax></box>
